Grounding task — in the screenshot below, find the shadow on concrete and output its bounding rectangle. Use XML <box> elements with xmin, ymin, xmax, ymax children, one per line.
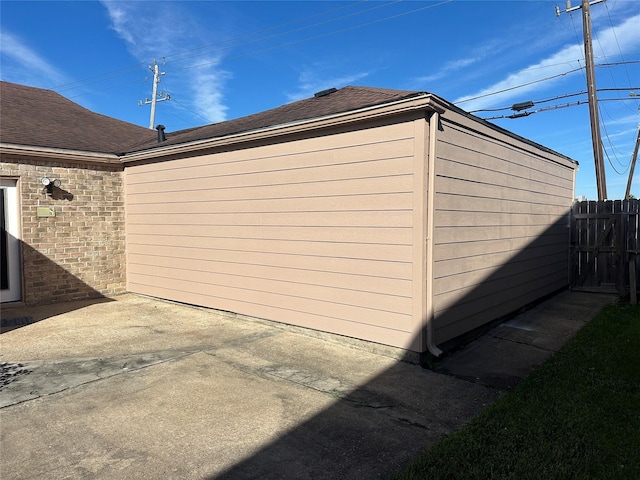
<box><xmin>1</xmin><ymin>237</ymin><xmax>113</xmax><ymax>333</ymax></box>
<box><xmin>209</xmin><ymin>214</ymin><xmax>596</xmax><ymax>479</ymax></box>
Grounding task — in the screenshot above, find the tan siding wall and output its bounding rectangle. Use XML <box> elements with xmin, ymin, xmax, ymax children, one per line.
<box><xmin>431</xmin><ymin>117</ymin><xmax>575</xmax><ymax>345</ymax></box>
<box><xmin>125</xmin><ymin>120</ymin><xmax>419</xmax><ymax>349</ymax></box>
<box><xmin>1</xmin><ymin>157</ymin><xmax>126</xmax><ymax>305</ymax></box>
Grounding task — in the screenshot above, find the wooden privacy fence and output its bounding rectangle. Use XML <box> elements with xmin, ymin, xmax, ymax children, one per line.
<box><xmin>570</xmin><ymin>199</ymin><xmax>640</xmax><ymax>302</ymax></box>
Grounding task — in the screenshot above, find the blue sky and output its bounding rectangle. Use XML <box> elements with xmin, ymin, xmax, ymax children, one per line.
<box><xmin>1</xmin><ymin>0</ymin><xmax>638</xmax><ymax>199</ymax></box>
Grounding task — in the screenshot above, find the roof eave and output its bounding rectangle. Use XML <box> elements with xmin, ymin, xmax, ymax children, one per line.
<box><xmin>0</xmin><ymin>143</ymin><xmax>122</xmax><ymax>164</ymax></box>
<box><xmin>121</xmin><ymin>93</ymin><xmax>448</xmax><ymax>163</ymax></box>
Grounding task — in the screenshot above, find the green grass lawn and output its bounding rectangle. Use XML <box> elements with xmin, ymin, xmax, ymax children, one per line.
<box><xmin>394</xmin><ymin>301</ymin><xmax>640</xmax><ymax>480</ymax></box>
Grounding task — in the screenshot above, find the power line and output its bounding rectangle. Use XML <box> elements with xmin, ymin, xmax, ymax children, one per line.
<box><xmin>160</xmin><ymin>56</ymin><xmax>633</xmax><ymax>111</ymax></box>
<box><xmin>592</xmin><ymin>1</ymin><xmax>638</xmax><ymax>153</ymax></box>
<box><xmin>167</xmin><ymin>95</ymin><xmax>214</xmax><ymax>125</ymax></box>
<box><xmin>602</xmin><ymin>137</ymin><xmax>628</xmax><ymax>175</ymax></box>
<box><xmin>50</xmin><ymin>5</ymin><xmax>638</xmax><ymax>105</ymax></box>
<box><xmin>159</xmin><ymin>0</ymin><xmax>371</xmax><ymax>63</ymax></box>
<box><xmin>50</xmin><ymin>0</ymin><xmax>410</xmax><ymax>95</ymax></box>
<box><xmin>469</xmin><ymin>87</ymin><xmax>639</xmax><ymax>113</ymax></box>
<box><xmin>455</xmin><ymin>59</ymin><xmax>639</xmax><ymax>108</ymax></box>
<box><xmin>598</xmin><ymin>60</ymin><xmax>640</xmax><ymax>67</ymax></box>
<box><xmin>170</xmin><ymin>0</ymin><xmax>455</xmax><ymax>74</ymax></box>
<box><xmin>164</xmin><ymin>0</ymin><xmax>405</xmax><ymax>68</ymax></box>
<box><xmin>53</xmin><ymin>62</ymin><xmax>148</xmax><ymax>93</ymax></box>
<box><xmin>600</xmin><ymin>105</ymin><xmax>629</xmax><ymax>174</ymax></box>
<box><xmin>604</xmin><ymin>1</ymin><xmax>639</xmax><ymax>110</ymax></box>
<box><xmin>50</xmin><ymin>0</ymin><xmax>456</xmax><ymax>108</ymax></box>
<box><xmin>416</xmin><ymin>56</ymin><xmax>638</xmax><ymax>99</ymax></box>
<box><xmin>65</xmin><ymin>78</ymin><xmax>149</xmax><ymax>99</ymax></box>
<box><xmin>480</xmin><ymin>97</ymin><xmax>638</xmax><ymax>120</ymax></box>
<box><xmin>455</xmin><ymin>66</ymin><xmax>586</xmax><ymax>106</ymax></box>
<box><xmin>50</xmin><ymin>1</ymin><xmax>377</xmax><ymax>95</ymax></box>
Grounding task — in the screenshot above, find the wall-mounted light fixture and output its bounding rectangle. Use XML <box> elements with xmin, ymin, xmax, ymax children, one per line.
<box><xmin>41</xmin><ymin>177</ymin><xmax>61</xmax><ymax>195</ymax></box>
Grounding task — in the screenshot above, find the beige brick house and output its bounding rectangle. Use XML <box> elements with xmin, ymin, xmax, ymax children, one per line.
<box><xmin>1</xmin><ymin>81</ymin><xmax>577</xmax><ymax>355</ymax></box>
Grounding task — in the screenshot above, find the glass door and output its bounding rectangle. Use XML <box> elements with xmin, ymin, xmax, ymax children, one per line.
<box><xmin>1</xmin><ymin>179</ymin><xmax>21</xmax><ymax>303</ymax></box>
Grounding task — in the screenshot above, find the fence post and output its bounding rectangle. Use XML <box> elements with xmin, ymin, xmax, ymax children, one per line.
<box><xmin>630</xmin><ymin>255</ymin><xmax>638</xmax><ymax>305</ymax></box>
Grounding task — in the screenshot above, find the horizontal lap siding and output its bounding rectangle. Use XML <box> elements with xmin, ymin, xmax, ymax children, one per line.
<box><xmin>432</xmin><ymin>119</ymin><xmax>575</xmax><ymax>345</ymax></box>
<box><xmin>125</xmin><ymin>121</ymin><xmax>417</xmax><ymax>348</ymax></box>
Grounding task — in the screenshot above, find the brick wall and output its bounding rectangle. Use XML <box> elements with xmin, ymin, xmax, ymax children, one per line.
<box><xmin>1</xmin><ymin>157</ymin><xmax>126</xmax><ymax>305</ymax></box>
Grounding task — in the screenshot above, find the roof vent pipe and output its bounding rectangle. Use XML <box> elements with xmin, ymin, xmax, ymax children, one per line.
<box><xmin>156</xmin><ymin>124</ymin><xmax>166</xmax><ymax>143</ymax></box>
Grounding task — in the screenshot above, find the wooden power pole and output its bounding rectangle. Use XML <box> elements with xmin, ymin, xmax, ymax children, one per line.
<box><xmin>625</xmin><ymin>127</ymin><xmax>639</xmax><ymax>200</ymax></box>
<box><xmin>556</xmin><ymin>0</ymin><xmax>608</xmax><ymax>200</ymax></box>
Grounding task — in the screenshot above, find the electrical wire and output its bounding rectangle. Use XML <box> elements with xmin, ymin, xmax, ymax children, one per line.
<box><xmin>52</xmin><ymin>1</ymin><xmax>376</xmax><ymax>94</ymax></box>
<box><xmin>53</xmin><ymin>0</ymin><xmax>449</xmax><ymax>98</ymax></box>
<box><xmin>455</xmin><ymin>66</ymin><xmax>585</xmax><ymax>106</ymax></box>
<box><xmin>163</xmin><ymin>0</ymin><xmax>406</xmax><ymax>68</ymax></box>
<box><xmin>469</xmin><ymin>87</ymin><xmax>639</xmax><ymax>113</ymax></box>
<box><xmin>604</xmin><ymin>1</ymin><xmax>639</xmax><ymax>111</ymax></box>
<box><xmin>45</xmin><ymin>0</ymin><xmax>639</xmax><ymax>158</ymax></box>
<box><xmin>412</xmin><ymin>56</ymin><xmax>638</xmax><ymax>99</ymax></box>
<box><xmin>53</xmin><ymin>62</ymin><xmax>148</xmax><ymax>93</ymax></box>
<box><xmin>589</xmin><ymin>1</ymin><xmax>639</xmax><ymax>172</ymax></box>
<box><xmin>159</xmin><ymin>0</ymin><xmax>371</xmax><ymax>63</ymax></box>
<box><xmin>161</xmin><ymin>94</ymin><xmax>213</xmax><ymax>126</ymax></box>
<box><xmin>455</xmin><ymin>60</ymin><xmax>639</xmax><ymax>107</ymax></box>
<box><xmin>480</xmin><ymin>97</ymin><xmax>637</xmax><ymax>120</ymax></box>
<box><xmin>598</xmin><ymin>60</ymin><xmax>640</xmax><ymax>67</ymax></box>
<box><xmin>170</xmin><ymin>0</ymin><xmax>455</xmax><ymax>74</ymax></box>
<box><xmin>566</xmin><ymin>8</ymin><xmax>589</xmax><ymax>87</ymax></box>
<box><xmin>65</xmin><ymin>78</ymin><xmax>151</xmax><ymax>99</ymax></box>
<box><xmin>53</xmin><ymin>6</ymin><xmax>639</xmax><ymax>104</ymax></box>
<box><xmin>170</xmin><ymin>95</ymin><xmax>213</xmax><ymax>124</ymax></box>
<box><xmin>600</xmin><ymin>102</ymin><xmax>634</xmax><ymax>173</ymax></box>
<box><xmin>602</xmin><ymin>137</ymin><xmax>628</xmax><ymax>175</ymax></box>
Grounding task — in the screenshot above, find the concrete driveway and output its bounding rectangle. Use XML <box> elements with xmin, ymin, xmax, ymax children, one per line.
<box><xmin>0</xmin><ymin>291</ymin><xmax>615</xmax><ymax>479</ymax></box>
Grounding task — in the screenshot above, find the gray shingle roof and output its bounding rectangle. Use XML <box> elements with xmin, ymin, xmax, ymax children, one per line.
<box><xmin>0</xmin><ymin>81</ymin><xmax>155</xmax><ymax>154</ymax></box>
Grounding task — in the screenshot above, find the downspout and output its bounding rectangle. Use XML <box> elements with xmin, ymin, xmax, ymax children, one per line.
<box><xmin>425</xmin><ymin>110</ymin><xmax>443</xmax><ymax>356</ymax></box>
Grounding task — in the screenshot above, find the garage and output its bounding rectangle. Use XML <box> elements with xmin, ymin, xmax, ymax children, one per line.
<box><xmin>123</xmin><ymin>86</ymin><xmax>577</xmax><ymax>355</ymax></box>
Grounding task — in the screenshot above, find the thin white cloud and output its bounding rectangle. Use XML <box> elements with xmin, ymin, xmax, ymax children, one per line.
<box><xmin>603</xmin><ymin>114</ymin><xmax>640</xmax><ymax>128</ymax></box>
<box><xmin>416</xmin><ymin>57</ymin><xmax>478</xmax><ymax>84</ymax></box>
<box><xmin>455</xmin><ymin>13</ymin><xmax>640</xmax><ymax>112</ymax></box>
<box><xmin>0</xmin><ymin>31</ymin><xmax>68</xmax><ymax>87</ymax></box>
<box><xmin>100</xmin><ymin>0</ymin><xmax>231</xmax><ymax>123</ymax></box>
<box><xmin>101</xmin><ymin>3</ymin><xmax>137</xmax><ymax>48</ymax></box>
<box><xmin>414</xmin><ymin>39</ymin><xmax>505</xmax><ymax>86</ymax></box>
<box><xmin>100</xmin><ymin>1</ymin><xmax>188</xmax><ymax>60</ymax></box>
<box><xmin>191</xmin><ymin>66</ymin><xmax>231</xmax><ymax>124</ymax></box>
<box><xmin>455</xmin><ymin>44</ymin><xmax>584</xmax><ymax>111</ymax></box>
<box><xmin>287</xmin><ymin>66</ymin><xmax>369</xmax><ymax>102</ymax></box>
<box><xmin>603</xmin><ymin>126</ymin><xmax>639</xmax><ymax>142</ymax></box>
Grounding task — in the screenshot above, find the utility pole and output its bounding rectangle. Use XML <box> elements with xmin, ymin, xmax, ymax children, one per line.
<box><xmin>625</xmin><ymin>127</ymin><xmax>639</xmax><ymax>200</ymax></box>
<box><xmin>556</xmin><ymin>0</ymin><xmax>607</xmax><ymax>200</ymax></box>
<box><xmin>138</xmin><ymin>59</ymin><xmax>170</xmax><ymax>130</ymax></box>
